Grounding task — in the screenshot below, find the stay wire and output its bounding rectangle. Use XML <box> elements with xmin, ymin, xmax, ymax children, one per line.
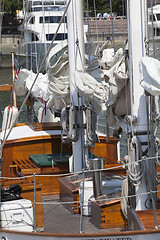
<box><xmin>0</xmin><ymin>0</ymin><xmax>72</xmax><ymax>155</ymax></box>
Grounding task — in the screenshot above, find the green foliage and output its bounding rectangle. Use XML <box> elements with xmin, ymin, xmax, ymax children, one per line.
<box><xmin>84</xmin><ymin>0</ymin><xmax>125</xmax><ymax>16</ymax></box>
<box><xmin>2</xmin><ymin>0</ymin><xmax>124</xmax><ymax>15</ymax></box>
<box><xmin>3</xmin><ymin>0</ymin><xmax>23</xmax><ymax>14</ymax></box>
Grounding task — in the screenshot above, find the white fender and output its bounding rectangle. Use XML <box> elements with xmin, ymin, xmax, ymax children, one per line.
<box><xmin>2</xmin><ymin>106</ymin><xmax>18</xmax><ymax>131</ymax></box>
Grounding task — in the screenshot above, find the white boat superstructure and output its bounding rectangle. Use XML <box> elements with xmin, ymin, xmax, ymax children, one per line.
<box><xmin>148</xmin><ymin>4</ymin><xmax>160</xmax><ymax>39</ymax></box>
<box><xmin>22</xmin><ymin>0</ymin><xmax>68</xmax><ymax>44</ymax></box>
<box><xmin>18</xmin><ymin>0</ymin><xmax>88</xmax><ymax>72</ymax></box>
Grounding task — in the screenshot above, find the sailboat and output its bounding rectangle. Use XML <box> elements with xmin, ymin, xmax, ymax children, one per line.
<box><xmin>1</xmin><ymin>0</ymin><xmax>160</xmax><ymax>239</ymax></box>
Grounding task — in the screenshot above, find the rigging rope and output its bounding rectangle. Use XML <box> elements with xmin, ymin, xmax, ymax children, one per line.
<box><xmin>128</xmin><ymin>135</ymin><xmax>144</xmax><ymax>187</ymax></box>
<box><xmin>0</xmin><ymin>0</ymin><xmax>72</xmax><ymax>157</ymax></box>
<box><xmin>121</xmin><ymin>178</ymin><xmax>128</xmax><ymax>218</ymax></box>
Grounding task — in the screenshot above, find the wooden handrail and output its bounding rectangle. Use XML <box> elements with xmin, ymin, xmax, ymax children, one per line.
<box><xmin>0</xmin><ymin>84</ymin><xmax>12</xmax><ymax>91</ymax></box>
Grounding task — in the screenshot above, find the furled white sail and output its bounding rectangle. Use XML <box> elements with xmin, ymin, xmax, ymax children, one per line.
<box><xmin>14</xmin><ymin>69</ymin><xmax>51</xmax><ymax>101</ymax></box>
<box><xmin>14</xmin><ymin>44</ymin><xmax>130</xmax><ymax>120</ymax></box>
<box><xmin>104</xmin><ymin>55</ymin><xmax>130</xmax><ymax>126</ymax></box>
<box><xmin>14</xmin><ymin>69</ymin><xmax>29</xmax><ymax>96</ymax></box>
<box><xmin>140</xmin><ymin>56</ymin><xmax>160</xmax><ymax>95</ymax></box>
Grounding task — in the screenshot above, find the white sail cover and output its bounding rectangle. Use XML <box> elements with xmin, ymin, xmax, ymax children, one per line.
<box><xmin>14</xmin><ymin>69</ymin><xmax>29</xmax><ymax>96</ymax></box>
<box><xmin>103</xmin><ymin>55</ymin><xmax>130</xmax><ymax>126</ymax></box>
<box><xmin>14</xmin><ymin>69</ymin><xmax>51</xmax><ymax>101</ymax></box>
<box><xmin>140</xmin><ymin>56</ymin><xmax>160</xmax><ymax>95</ymax></box>
<box><xmin>14</xmin><ymin>43</ymin><xmax>129</xmax><ymax>120</ymax></box>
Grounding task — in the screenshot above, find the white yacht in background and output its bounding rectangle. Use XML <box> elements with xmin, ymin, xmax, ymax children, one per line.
<box><xmin>22</xmin><ymin>0</ymin><xmax>68</xmax><ymax>44</ymax></box>
<box><xmin>17</xmin><ymin>0</ymin><xmax>88</xmax><ymax>72</ymax></box>
<box><xmin>148</xmin><ymin>4</ymin><xmax>160</xmax><ymax>39</ymax></box>
<box><xmin>17</xmin><ymin>0</ymin><xmax>68</xmax><ymax>71</ymax></box>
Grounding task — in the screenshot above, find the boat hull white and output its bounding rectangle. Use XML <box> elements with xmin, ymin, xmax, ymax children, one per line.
<box><xmin>1</xmin><ymin>229</ymin><xmax>160</xmax><ymax>240</ymax></box>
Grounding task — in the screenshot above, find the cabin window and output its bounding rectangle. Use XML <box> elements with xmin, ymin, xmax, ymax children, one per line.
<box><xmin>32</xmin><ymin>1</ymin><xmax>58</xmax><ymax>6</ymax></box>
<box><xmin>46</xmin><ymin>33</ymin><xmax>68</xmax><ymax>41</ymax></box>
<box><xmin>55</xmin><ymin>1</ymin><xmax>66</xmax><ymax>5</ymax></box>
<box><xmin>31</xmin><ymin>0</ymin><xmax>66</xmax><ymax>6</ymax></box>
<box><xmin>59</xmin><ymin>6</ymin><xmax>66</xmax><ymax>11</ymax></box>
<box><xmin>28</xmin><ymin>16</ymin><xmax>35</xmax><ymax>24</ymax></box>
<box><xmin>32</xmin><ymin>7</ymin><xmax>42</xmax><ymax>11</ymax></box>
<box><xmin>31</xmin><ymin>33</ymin><xmax>39</xmax><ymax>41</ymax></box>
<box><xmin>32</xmin><ymin>1</ymin><xmax>42</xmax><ymax>5</ymax></box>
<box><xmin>154</xmin><ymin>28</ymin><xmax>160</xmax><ymax>36</ymax></box>
<box><xmin>43</xmin><ymin>1</ymin><xmax>56</xmax><ymax>5</ymax></box>
<box><xmin>32</xmin><ymin>6</ymin><xmax>61</xmax><ymax>11</ymax></box>
<box><xmin>40</xmin><ymin>16</ymin><xmax>67</xmax><ymax>23</ymax></box>
<box><xmin>149</xmin><ymin>14</ymin><xmax>156</xmax><ymax>22</ymax></box>
<box><xmin>156</xmin><ymin>14</ymin><xmax>160</xmax><ymax>21</ymax></box>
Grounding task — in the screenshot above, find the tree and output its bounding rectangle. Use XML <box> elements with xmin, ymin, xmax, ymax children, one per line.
<box><xmin>3</xmin><ymin>0</ymin><xmax>23</xmax><ymax>14</ymax></box>
<box><xmin>2</xmin><ymin>0</ymin><xmax>124</xmax><ymax>16</ymax></box>
<box><xmin>84</xmin><ymin>0</ymin><xmax>125</xmax><ymax>16</ymax></box>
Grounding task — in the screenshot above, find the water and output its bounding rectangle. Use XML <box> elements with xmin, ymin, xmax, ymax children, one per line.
<box><xmin>0</xmin><ymin>56</ymin><xmax>31</xmax><ymax>126</ymax></box>
<box><xmin>0</xmin><ymin>65</ymin><xmax>13</xmax><ymax>125</ymax></box>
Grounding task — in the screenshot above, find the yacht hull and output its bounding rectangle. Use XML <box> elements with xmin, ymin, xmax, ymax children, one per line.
<box><xmin>1</xmin><ymin>229</ymin><xmax>160</xmax><ymax>240</ymax></box>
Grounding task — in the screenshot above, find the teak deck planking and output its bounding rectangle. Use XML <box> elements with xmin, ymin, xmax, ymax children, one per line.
<box><xmin>135</xmin><ymin>210</ymin><xmax>160</xmax><ymax>230</ymax></box>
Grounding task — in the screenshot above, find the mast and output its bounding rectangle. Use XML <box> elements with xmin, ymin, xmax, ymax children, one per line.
<box><xmin>66</xmin><ymin>0</ymin><xmax>86</xmax><ymax>172</ymax></box>
<box><xmin>127</xmin><ymin>0</ymin><xmax>156</xmax><ymax>210</ymax></box>
<box><xmin>0</xmin><ymin>0</ymin><xmax>3</xmax><ymax>45</ymax></box>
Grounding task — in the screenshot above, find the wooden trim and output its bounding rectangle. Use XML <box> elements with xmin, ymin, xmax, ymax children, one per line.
<box><xmin>1</xmin><ymin>227</ymin><xmax>160</xmax><ymax>237</ymax></box>
<box><xmin>58</xmin><ymin>176</ymin><xmax>79</xmax><ymax>193</ymax></box>
<box><xmin>13</xmin><ymin>159</ymin><xmax>41</xmax><ymax>175</ymax></box>
<box><xmin>95</xmin><ymin>198</ymin><xmax>121</xmax><ymax>207</ymax></box>
<box><xmin>27</xmin><ymin>122</ymin><xmax>62</xmax><ymax>131</ymax></box>
<box><xmin>97</xmin><ymin>136</ymin><xmax>119</xmax><ymax>144</ymax></box>
<box><xmin>3</xmin><ymin>134</ymin><xmax>62</xmax><ymax>147</ymax></box>
<box><xmin>0</xmin><ymin>84</ymin><xmax>12</xmax><ymax>91</ymax></box>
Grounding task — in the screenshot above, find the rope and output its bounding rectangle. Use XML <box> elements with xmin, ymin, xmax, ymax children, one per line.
<box><xmin>1</xmin><ymin>153</ymin><xmax>159</xmax><ymax>180</ymax></box>
<box><xmin>85</xmin><ymin>103</ymin><xmax>97</xmax><ymax>146</ymax></box>
<box><xmin>121</xmin><ymin>178</ymin><xmax>128</xmax><ymax>218</ymax></box>
<box><xmin>75</xmin><ymin>39</ymin><xmax>85</xmax><ymax>72</ymax></box>
<box><xmin>0</xmin><ymin>0</ymin><xmax>72</xmax><ymax>157</ymax></box>
<box><xmin>2</xmin><ymin>174</ymin><xmax>160</xmax><ymax>206</ymax></box>
<box><xmin>128</xmin><ymin>136</ymin><xmax>144</xmax><ymax>186</ymax></box>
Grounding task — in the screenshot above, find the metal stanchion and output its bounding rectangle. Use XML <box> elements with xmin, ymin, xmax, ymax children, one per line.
<box><xmin>33</xmin><ymin>173</ymin><xmax>37</xmax><ymax>232</ymax></box>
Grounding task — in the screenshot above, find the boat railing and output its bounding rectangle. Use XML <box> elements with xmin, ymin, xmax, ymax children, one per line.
<box><xmin>84</xmin><ymin>16</ymin><xmax>127</xmax><ymax>21</ymax></box>
<box><xmin>84</xmin><ymin>17</ymin><xmax>128</xmax><ymax>38</ymax></box>
<box><xmin>1</xmin><ymin>154</ymin><xmax>159</xmax><ymax>233</ymax></box>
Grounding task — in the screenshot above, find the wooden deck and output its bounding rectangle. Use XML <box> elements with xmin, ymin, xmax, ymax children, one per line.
<box><xmin>136</xmin><ymin>210</ymin><xmax>160</xmax><ymax>230</ymax></box>
<box><xmin>13</xmin><ymin>159</ymin><xmax>41</xmax><ymax>175</ymax></box>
